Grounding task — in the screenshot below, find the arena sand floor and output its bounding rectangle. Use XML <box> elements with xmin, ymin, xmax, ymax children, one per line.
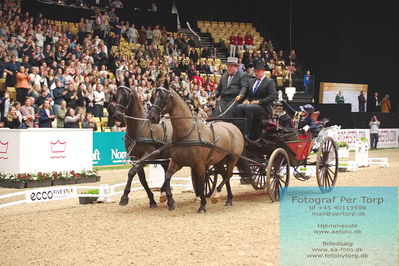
<box><xmin>0</xmin><ymin>148</ymin><xmax>398</xmax><ymax>266</ymax></box>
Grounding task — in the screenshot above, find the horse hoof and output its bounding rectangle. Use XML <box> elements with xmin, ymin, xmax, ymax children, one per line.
<box><xmin>160</xmin><ymin>196</ymin><xmax>167</xmax><ymax>203</ymax></box>
<box><xmin>211</xmin><ymin>197</ymin><xmax>219</xmax><ymax>204</ymax></box>
<box><xmin>150</xmin><ymin>203</ymin><xmax>158</xmax><ymax>208</ymax></box>
<box><xmin>224</xmin><ymin>201</ymin><xmax>233</xmax><ymax>207</ymax></box>
<box><xmin>119</xmin><ymin>198</ymin><xmax>129</xmax><ymax>206</ymax></box>
<box><xmin>197</xmin><ymin>208</ymin><xmax>206</xmax><ymax>214</ymax></box>
<box><xmin>168</xmin><ymin>202</ymin><xmax>176</xmax><ymax>211</ymax></box>
<box><xmin>160</xmin><ymin>193</ymin><xmax>167</xmax><ymax>203</ymax></box>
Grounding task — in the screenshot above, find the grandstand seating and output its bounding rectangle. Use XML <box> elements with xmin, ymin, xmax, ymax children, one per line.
<box><xmin>197</xmin><ymin>20</ymin><xmax>264</xmax><ymax>57</ymax></box>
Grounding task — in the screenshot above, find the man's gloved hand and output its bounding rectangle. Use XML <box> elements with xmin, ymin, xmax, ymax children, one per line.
<box><xmin>235</xmin><ymin>95</ymin><xmax>243</xmax><ymax>102</ymax></box>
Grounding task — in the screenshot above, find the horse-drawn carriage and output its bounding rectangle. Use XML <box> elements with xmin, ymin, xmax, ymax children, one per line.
<box><xmin>204</xmin><ymin>116</ymin><xmax>338</xmax><ymax>202</ymax></box>
<box><xmin>115</xmin><ymin>83</ymin><xmax>338</xmax><ymax>212</ymax></box>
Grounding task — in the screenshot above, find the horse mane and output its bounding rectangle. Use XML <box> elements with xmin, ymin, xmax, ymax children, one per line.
<box><xmin>169</xmin><ymin>88</ymin><xmax>193</xmax><ymax>118</ymax></box>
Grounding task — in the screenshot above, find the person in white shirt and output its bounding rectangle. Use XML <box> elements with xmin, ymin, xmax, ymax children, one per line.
<box><xmin>35</xmin><ymin>29</ymin><xmax>45</xmax><ymax>49</ymax></box>
<box><xmin>127</xmin><ymin>24</ymin><xmax>138</xmax><ymax>43</ymax></box>
<box><xmin>29</xmin><ymin>67</ymin><xmax>42</xmax><ymax>87</ymax></box>
<box><xmin>93</xmin><ymin>84</ymin><xmax>105</xmax><ymax>117</ymax></box>
<box><xmin>369</xmin><ymin>115</ymin><xmax>380</xmax><ymax>149</ymax></box>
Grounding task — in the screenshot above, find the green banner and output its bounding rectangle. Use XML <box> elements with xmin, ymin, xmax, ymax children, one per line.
<box><xmin>93</xmin><ymin>132</ymin><xmax>128</xmax><ymax>166</ymax></box>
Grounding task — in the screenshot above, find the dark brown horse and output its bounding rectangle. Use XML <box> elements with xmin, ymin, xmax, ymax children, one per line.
<box><xmin>148</xmin><ymin>85</ymin><xmax>245</xmax><ymax>213</ymax></box>
<box><xmin>114</xmin><ymin>86</ymin><xmax>173</xmax><ymax>207</ymax></box>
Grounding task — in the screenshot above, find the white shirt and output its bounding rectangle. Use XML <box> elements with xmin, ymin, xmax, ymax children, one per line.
<box><xmin>93</xmin><ymin>90</ymin><xmax>105</xmax><ymax>105</ymax></box>
<box><xmin>370</xmin><ymin>121</ymin><xmax>379</xmax><ymax>134</ymax></box>
<box><xmin>29</xmin><ymin>73</ymin><xmax>42</xmax><ymax>86</ymax></box>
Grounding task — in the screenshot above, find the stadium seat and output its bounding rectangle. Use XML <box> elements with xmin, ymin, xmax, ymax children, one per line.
<box><xmin>276</xmin><ymin>77</ymin><xmax>283</xmax><ymax>87</ymax></box>
<box><xmin>6</xmin><ymin>87</ymin><xmax>16</xmax><ymax>100</ymax></box>
<box><xmin>101</xmin><ymin>117</ymin><xmax>108</xmax><ymax>128</ymax></box>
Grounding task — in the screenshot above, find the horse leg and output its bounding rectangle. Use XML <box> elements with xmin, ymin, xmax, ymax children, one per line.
<box><xmin>224</xmin><ymin>159</ymin><xmax>236</xmax><ymax>206</ymax></box>
<box><xmin>119</xmin><ymin>165</ymin><xmax>140</xmax><ymax>206</ymax></box>
<box><xmin>159</xmin><ymin>163</ymin><xmax>169</xmax><ymax>203</ymax></box>
<box><xmin>164</xmin><ymin>160</ymin><xmax>181</xmax><ymax>211</ymax></box>
<box><xmin>191</xmin><ymin>168</ymin><xmax>201</xmax><ymax>202</ymax></box>
<box><xmin>193</xmin><ymin>165</ymin><xmax>207</xmax><ymax>213</ymax></box>
<box><xmin>137</xmin><ymin>168</ymin><xmax>157</xmax><ymax>208</ymax></box>
<box><xmin>211</xmin><ymin>162</ymin><xmax>226</xmax><ymax>204</ymax></box>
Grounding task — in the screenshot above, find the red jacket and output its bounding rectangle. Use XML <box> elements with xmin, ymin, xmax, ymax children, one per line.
<box><xmin>236</xmin><ymin>36</ymin><xmax>244</xmax><ymax>45</ymax></box>
<box><xmin>244</xmin><ymin>35</ymin><xmax>253</xmax><ymax>45</ymax></box>
<box><xmin>229</xmin><ymin>36</ymin><xmax>237</xmax><ymax>45</ymax></box>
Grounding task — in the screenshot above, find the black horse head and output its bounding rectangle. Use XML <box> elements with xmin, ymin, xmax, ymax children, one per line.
<box><xmin>148</xmin><ymin>79</ymin><xmax>170</xmax><ymax>124</ymax></box>
<box><xmin>113</xmin><ymin>86</ymin><xmax>134</xmax><ymax>122</ymax></box>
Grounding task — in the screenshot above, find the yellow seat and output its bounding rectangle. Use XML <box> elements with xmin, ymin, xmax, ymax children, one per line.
<box><xmin>96</xmin><ymin>122</ymin><xmax>102</xmax><ymax>132</ymax></box>
<box><xmin>276</xmin><ymin>77</ymin><xmax>283</xmax><ymax>87</ymax></box>
<box><xmin>6</xmin><ymin>87</ymin><xmax>16</xmax><ymax>100</ymax></box>
<box><xmin>101</xmin><ymin>117</ymin><xmax>108</xmax><ymax>128</ymax></box>
<box><xmin>215</xmin><ymin>74</ymin><xmax>221</xmax><ymax>83</ymax></box>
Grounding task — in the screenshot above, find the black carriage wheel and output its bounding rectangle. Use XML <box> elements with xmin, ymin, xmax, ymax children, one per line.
<box><xmin>316</xmin><ymin>136</ymin><xmax>338</xmax><ymax>193</ymax></box>
<box><xmin>250</xmin><ymin>164</ymin><xmax>267</xmax><ymax>190</ymax></box>
<box><xmin>204</xmin><ymin>166</ymin><xmax>218</xmax><ymax>198</ymax></box>
<box><xmin>266</xmin><ymin>148</ymin><xmax>290</xmax><ymax>202</ymax></box>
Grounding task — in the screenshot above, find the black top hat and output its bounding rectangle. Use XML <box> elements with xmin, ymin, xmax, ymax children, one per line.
<box><xmin>254</xmin><ymin>62</ymin><xmax>266</xmax><ymax>70</ymax></box>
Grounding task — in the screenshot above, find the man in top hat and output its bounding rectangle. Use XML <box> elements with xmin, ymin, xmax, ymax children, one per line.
<box><xmin>234</xmin><ymin>62</ymin><xmax>277</xmax><ymax>140</ymax></box>
<box><xmin>212</xmin><ymin>57</ymin><xmax>249</xmax><ymax>118</ymax></box>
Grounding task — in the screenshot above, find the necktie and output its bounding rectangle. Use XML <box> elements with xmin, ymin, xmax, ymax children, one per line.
<box><xmin>227</xmin><ymin>75</ymin><xmax>234</xmax><ymax>87</ymax></box>
<box><xmin>253</xmin><ymin>79</ymin><xmax>261</xmax><ymax>93</ymax></box>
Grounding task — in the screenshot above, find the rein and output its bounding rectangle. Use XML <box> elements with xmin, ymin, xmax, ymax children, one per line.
<box><xmin>214</xmin><ymin>100</ymin><xmax>237</xmax><ymax>119</ymax></box>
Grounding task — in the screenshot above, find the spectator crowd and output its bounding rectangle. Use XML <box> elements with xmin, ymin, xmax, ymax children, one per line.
<box><xmin>0</xmin><ymin>0</ymin><xmax>308</xmax><ymax>131</ymax></box>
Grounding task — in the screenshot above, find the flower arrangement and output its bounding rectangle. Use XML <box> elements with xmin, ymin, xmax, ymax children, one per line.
<box><xmin>337</xmin><ymin>142</ymin><xmax>348</xmax><ymax>148</ymax></box>
<box><xmin>0</xmin><ymin>170</ymin><xmax>98</xmax><ymax>182</ymax></box>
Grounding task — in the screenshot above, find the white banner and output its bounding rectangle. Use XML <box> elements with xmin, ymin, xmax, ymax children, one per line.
<box><xmin>26</xmin><ymin>187</ymin><xmax>77</xmax><ymax>203</ymax></box>
<box><xmin>337</xmin><ymin>128</ymin><xmax>399</xmax><ymax>149</ymax></box>
<box><xmin>0</xmin><ymin>128</ymin><xmax>92</xmax><ymax>174</ymax></box>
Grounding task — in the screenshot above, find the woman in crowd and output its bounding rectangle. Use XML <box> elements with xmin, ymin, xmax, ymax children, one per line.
<box><xmin>15</xmin><ymin>65</ymin><xmax>30</xmax><ymax>104</ymax></box>
<box><xmin>28</xmin><ymin>83</ymin><xmax>41</xmax><ymax>105</ymax></box>
<box><xmin>64</xmin><ymin>83</ymin><xmax>78</xmax><ymax>109</ymax></box>
<box><xmin>64</xmin><ymin>107</ymin><xmax>83</xmax><ymax>128</ymax></box>
<box><xmin>81</xmin><ymin>112</ymin><xmax>98</xmax><ymax>131</ymax></box>
<box><xmin>4</xmin><ymin>105</ymin><xmax>20</xmax><ymax>129</ymax></box>
<box><xmin>84</xmin><ymin>84</ymin><xmax>95</xmax><ymax>114</ymax></box>
<box><xmin>19</xmin><ymin>97</ymin><xmax>35</xmax><ymax>128</ymax></box>
<box><xmin>76</xmin><ymin>83</ymin><xmax>86</xmax><ymax>114</ymax></box>
<box><xmin>37</xmin><ymin>99</ymin><xmax>55</xmax><ymax>128</ymax></box>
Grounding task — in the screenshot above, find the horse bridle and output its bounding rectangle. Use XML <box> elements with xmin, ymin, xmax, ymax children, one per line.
<box><xmin>115</xmin><ymin>85</ymin><xmax>133</xmax><ymax>112</ymax></box>
<box><xmin>150</xmin><ymin>86</ymin><xmax>171</xmax><ymax>115</ymax></box>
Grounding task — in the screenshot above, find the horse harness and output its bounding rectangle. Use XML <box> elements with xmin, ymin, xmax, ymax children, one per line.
<box><xmin>115</xmin><ymin>86</ymin><xmax>168</xmax><ymax>158</ymax></box>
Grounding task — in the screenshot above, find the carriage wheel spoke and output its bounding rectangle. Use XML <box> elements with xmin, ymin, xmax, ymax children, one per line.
<box><xmin>327</xmin><ymin>167</ymin><xmax>336</xmax><ymax>176</ymax></box>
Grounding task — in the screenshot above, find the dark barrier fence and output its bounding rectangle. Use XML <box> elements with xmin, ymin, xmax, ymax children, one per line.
<box><xmin>289</xmin><ymin>103</ymin><xmax>399</xmax><ymax>129</ymax></box>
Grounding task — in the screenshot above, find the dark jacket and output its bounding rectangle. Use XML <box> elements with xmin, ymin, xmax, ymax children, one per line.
<box><xmin>38</xmin><ymin>108</ymin><xmax>55</xmax><ymax>128</ymax></box>
<box><xmin>246</xmin><ymin>76</ymin><xmax>277</xmax><ymax>112</ymax></box>
<box><xmin>4</xmin><ymin>118</ymin><xmax>21</xmax><ymax>129</ymax></box>
<box><xmin>53</xmin><ymin>87</ymin><xmax>65</xmax><ymax>105</ymax></box>
<box><xmin>212</xmin><ymin>70</ymin><xmax>249</xmax><ymax>118</ymax></box>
